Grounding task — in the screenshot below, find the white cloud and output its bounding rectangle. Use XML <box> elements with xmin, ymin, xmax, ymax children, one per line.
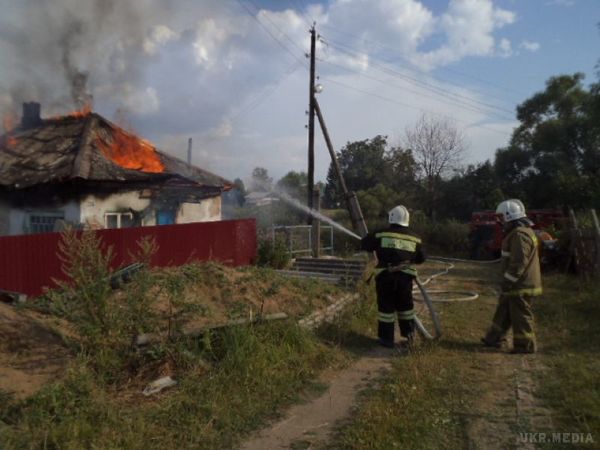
<box><xmin>520</xmin><ymin>40</ymin><xmax>540</xmax><ymax>52</ymax></box>
<box><xmin>414</xmin><ymin>0</ymin><xmax>516</xmax><ymax>68</ymax></box>
<box><xmin>498</xmin><ymin>38</ymin><xmax>512</xmax><ymax>57</ymax></box>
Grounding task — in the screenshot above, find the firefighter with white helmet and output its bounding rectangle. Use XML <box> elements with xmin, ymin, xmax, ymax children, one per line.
<box><xmin>482</xmin><ymin>199</ymin><xmax>543</xmax><ymax>353</ymax></box>
<box><xmin>361</xmin><ymin>205</ymin><xmax>426</xmax><ymax>349</ymax></box>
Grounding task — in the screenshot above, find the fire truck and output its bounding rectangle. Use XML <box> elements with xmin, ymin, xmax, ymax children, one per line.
<box><xmin>469</xmin><ymin>209</ymin><xmax>565</xmax><ymax>261</ymax></box>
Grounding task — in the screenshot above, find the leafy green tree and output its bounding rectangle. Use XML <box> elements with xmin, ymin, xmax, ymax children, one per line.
<box><xmin>324</xmin><ymin>136</ymin><xmax>388</xmax><ymax>207</ymax></box>
<box><xmin>276</xmin><ymin>171</ymin><xmax>307</xmax><ymax>201</ymax></box>
<box><xmin>356</xmin><ymin>183</ymin><xmax>406</xmax><ymax>227</ymax></box>
<box><xmin>323</xmin><ymin>136</ymin><xmax>417</xmax><ymax>210</ymax></box>
<box><xmin>495</xmin><ymin>73</ymin><xmax>600</xmax><ymax>208</ymax></box>
<box><xmin>438</xmin><ymin>162</ymin><xmax>504</xmax><ymax>220</ymax></box>
<box><xmin>250</xmin><ymin>167</ymin><xmax>272</xmax><ymax>192</ymax></box>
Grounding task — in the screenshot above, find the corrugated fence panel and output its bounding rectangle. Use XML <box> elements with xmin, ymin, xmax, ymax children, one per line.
<box><xmin>0</xmin><ymin>219</ymin><xmax>256</xmax><ymax>297</ymax></box>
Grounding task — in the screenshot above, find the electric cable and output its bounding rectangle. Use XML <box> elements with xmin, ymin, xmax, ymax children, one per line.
<box><xmin>235</xmin><ymin>0</ymin><xmax>306</xmax><ymax>66</ymax></box>
<box><xmin>318</xmin><ymin>23</ymin><xmax>530</xmax><ymax>99</ymax></box>
<box><xmin>317</xmin><ymin>57</ymin><xmax>515</xmax><ymax>122</ymax></box>
<box><xmin>321</xmin><ymin>37</ymin><xmax>516</xmax><ymax>118</ymax></box>
<box><xmin>323</xmin><ymin>78</ymin><xmax>513</xmax><ymax>137</ymax></box>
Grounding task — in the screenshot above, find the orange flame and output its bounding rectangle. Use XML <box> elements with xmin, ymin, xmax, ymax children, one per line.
<box><xmin>49</xmin><ymin>102</ymin><xmax>93</xmax><ymax>120</ymax></box>
<box><xmin>97</xmin><ymin>127</ymin><xmax>165</xmax><ymax>173</ymax></box>
<box><xmin>2</xmin><ymin>112</ymin><xmax>17</xmax><ymax>148</ymax></box>
<box><xmin>69</xmin><ymin>103</ymin><xmax>92</xmax><ymax>118</ymax></box>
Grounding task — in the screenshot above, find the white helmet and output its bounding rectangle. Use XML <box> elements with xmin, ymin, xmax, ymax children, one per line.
<box><xmin>496</xmin><ymin>199</ymin><xmax>526</xmax><ymax>222</ymax></box>
<box><xmin>389</xmin><ymin>205</ymin><xmax>409</xmax><ymax>226</ymax></box>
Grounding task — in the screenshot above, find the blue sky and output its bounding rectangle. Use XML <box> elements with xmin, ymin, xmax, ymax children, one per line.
<box><xmin>0</xmin><ymin>0</ymin><xmax>598</xmax><ymax>184</ymax></box>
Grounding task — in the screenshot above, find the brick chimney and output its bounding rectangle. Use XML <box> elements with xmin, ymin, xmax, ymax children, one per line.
<box><xmin>21</xmin><ymin>102</ymin><xmax>42</xmax><ymax>129</ymax></box>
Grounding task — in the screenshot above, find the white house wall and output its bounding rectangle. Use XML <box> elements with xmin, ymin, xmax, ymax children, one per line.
<box><xmin>176</xmin><ymin>196</ymin><xmax>221</xmax><ymax>224</ymax></box>
<box><xmin>80</xmin><ymin>191</ymin><xmax>154</xmax><ymax>228</ymax></box>
<box><xmin>80</xmin><ymin>191</ymin><xmax>222</xmax><ymax>228</ymax></box>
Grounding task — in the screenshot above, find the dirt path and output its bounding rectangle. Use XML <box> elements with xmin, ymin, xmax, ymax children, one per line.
<box><xmin>241</xmin><ymin>261</ymin><xmax>557</xmax><ymax>449</ymax></box>
<box><xmin>463</xmin><ymin>350</ymin><xmax>554</xmax><ymax>450</ymax></box>
<box><xmin>241</xmin><ymin>345</ymin><xmax>398</xmax><ymax>450</ymax></box>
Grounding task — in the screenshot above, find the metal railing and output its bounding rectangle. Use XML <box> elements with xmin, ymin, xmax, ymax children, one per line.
<box><xmin>271</xmin><ymin>225</ymin><xmax>334</xmax><ymax>256</ymax></box>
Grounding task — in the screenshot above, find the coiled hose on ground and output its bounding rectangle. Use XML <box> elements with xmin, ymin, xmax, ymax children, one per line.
<box><xmin>413</xmin><ymin>257</ymin><xmax>501</xmax><ymax>340</ymax></box>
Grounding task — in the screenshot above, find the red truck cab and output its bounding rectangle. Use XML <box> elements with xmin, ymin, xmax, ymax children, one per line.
<box><xmin>469</xmin><ymin>209</ymin><xmax>564</xmax><ymax>260</ymax></box>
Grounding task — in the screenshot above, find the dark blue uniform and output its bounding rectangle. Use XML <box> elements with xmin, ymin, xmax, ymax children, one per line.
<box><xmin>361</xmin><ymin>224</ymin><xmax>426</xmax><ymax>347</ymax></box>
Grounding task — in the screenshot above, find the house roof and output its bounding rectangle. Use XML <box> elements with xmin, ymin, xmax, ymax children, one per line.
<box><xmin>0</xmin><ymin>112</ymin><xmax>232</xmax><ymax>191</ymax></box>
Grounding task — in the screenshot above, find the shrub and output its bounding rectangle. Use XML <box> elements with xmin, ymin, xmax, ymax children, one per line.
<box><xmin>256</xmin><ymin>236</ymin><xmax>290</xmax><ymax>269</ymax></box>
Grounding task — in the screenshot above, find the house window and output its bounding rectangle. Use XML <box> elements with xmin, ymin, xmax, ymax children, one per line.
<box><xmin>27</xmin><ymin>212</ymin><xmax>65</xmax><ymax>234</ymax></box>
<box><xmin>104</xmin><ymin>212</ymin><xmax>134</xmax><ymax>229</ymax></box>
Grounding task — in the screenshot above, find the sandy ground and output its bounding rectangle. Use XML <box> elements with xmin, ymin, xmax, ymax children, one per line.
<box><xmin>0</xmin><ymin>303</ymin><xmax>71</xmax><ymax>399</ymax></box>
<box><xmin>242</xmin><ymin>345</ymin><xmax>398</xmax><ymax>450</ymax></box>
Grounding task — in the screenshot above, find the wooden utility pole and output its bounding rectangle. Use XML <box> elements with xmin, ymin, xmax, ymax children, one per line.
<box><xmin>312</xmin><ymin>187</ymin><xmax>320</xmax><ymax>257</ymax></box>
<box><xmin>307</xmin><ymin>25</ymin><xmax>316</xmax><ymax>224</ymax></box>
<box><xmin>314</xmin><ymin>98</ymin><xmax>368</xmax><ymax>238</ymax></box>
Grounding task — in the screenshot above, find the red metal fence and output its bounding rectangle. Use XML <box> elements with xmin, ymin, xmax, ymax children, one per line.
<box><xmin>0</xmin><ymin>219</ymin><xmax>256</xmax><ymax>297</ymax></box>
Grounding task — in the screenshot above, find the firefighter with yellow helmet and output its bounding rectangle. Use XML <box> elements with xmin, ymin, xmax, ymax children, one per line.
<box><xmin>482</xmin><ymin>199</ymin><xmax>542</xmax><ymax>353</ymax></box>
<box><xmin>361</xmin><ymin>205</ymin><xmax>426</xmax><ymax>349</ymax></box>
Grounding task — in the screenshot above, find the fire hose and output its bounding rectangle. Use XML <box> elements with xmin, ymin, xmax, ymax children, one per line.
<box><xmin>411</xmin><ymin>257</ymin><xmax>501</xmax><ymax>340</ymax></box>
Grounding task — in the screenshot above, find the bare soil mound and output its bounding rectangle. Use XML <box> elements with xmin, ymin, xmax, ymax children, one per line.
<box><xmin>0</xmin><ymin>303</ymin><xmax>71</xmax><ymax>399</ymax></box>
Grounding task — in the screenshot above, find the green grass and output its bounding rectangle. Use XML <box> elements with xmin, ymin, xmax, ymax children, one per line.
<box><xmin>535</xmin><ymin>276</ymin><xmax>600</xmax><ymax>438</ymax></box>
<box><xmin>0</xmin><ymin>321</ymin><xmax>347</xmax><ymax>449</ymax></box>
<box><xmin>326</xmin><ymin>346</ymin><xmax>468</xmax><ymax>450</ymax></box>
<box><xmin>325</xmin><ymin>264</ymin><xmax>600</xmax><ymax>450</ymax></box>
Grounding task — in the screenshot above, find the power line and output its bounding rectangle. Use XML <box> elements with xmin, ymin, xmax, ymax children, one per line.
<box><xmin>199</xmin><ymin>61</ymin><xmax>303</xmax><ymax>147</ymax></box>
<box><xmin>322</xmin><ymin>77</ymin><xmax>513</xmax><ymax>137</ymax></box>
<box><xmin>245</xmin><ymin>0</ymin><xmax>308</xmax><ymax>56</ymax></box>
<box><xmin>319</xmin><ymin>23</ymin><xmax>530</xmax><ymax>99</ymax></box>
<box><xmin>234</xmin><ymin>0</ymin><xmax>306</xmax><ymax>66</ymax></box>
<box><xmin>287</xmin><ymin>0</ymin><xmax>314</xmax><ymax>29</ymax></box>
<box><xmin>323</xmin><ymin>37</ymin><xmax>515</xmax><ymax>118</ymax></box>
<box><xmin>318</xmin><ymin>56</ymin><xmax>515</xmax><ymax>122</ymax></box>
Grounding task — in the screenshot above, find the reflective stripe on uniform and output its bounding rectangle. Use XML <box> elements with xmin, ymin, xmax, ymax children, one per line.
<box><xmin>397</xmin><ymin>309</ymin><xmax>415</xmax><ymax>320</ymax></box>
<box><xmin>378</xmin><ymin>312</ymin><xmax>396</xmax><ymax>323</ymax></box>
<box><xmin>504</xmin><ymin>272</ymin><xmax>519</xmax><ymax>282</ymax></box>
<box><xmin>380</xmin><ymin>237</ymin><xmax>416</xmax><ymax>251</ymax></box>
<box><xmin>399</xmin><ymin>266</ymin><xmax>417</xmax><ymax>276</ymax></box>
<box><xmin>373</xmin><ymin>265</ymin><xmax>418</xmax><ymax>277</ymax></box>
<box><xmin>374</xmin><ymin>232</ymin><xmax>421</xmax><ymax>244</ymax></box>
<box><xmin>504</xmin><ymin>287</ymin><xmax>543</xmax><ymax>297</ymax></box>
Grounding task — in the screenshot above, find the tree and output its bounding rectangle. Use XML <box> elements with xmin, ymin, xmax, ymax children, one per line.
<box><xmin>276</xmin><ymin>171</ymin><xmax>307</xmax><ymax>201</ymax></box>
<box><xmin>323</xmin><ymin>135</ymin><xmax>417</xmax><ymax>209</ymax></box>
<box><xmin>438</xmin><ymin>162</ymin><xmax>504</xmax><ymax>220</ymax></box>
<box><xmin>404</xmin><ymin>114</ymin><xmax>467</xmax><ymax>218</ymax></box>
<box><xmin>495</xmin><ymin>73</ymin><xmax>600</xmax><ymax>208</ymax></box>
<box><xmin>323</xmin><ymin>136</ymin><xmax>388</xmax><ymax>207</ymax></box>
<box><xmin>250</xmin><ymin>167</ymin><xmax>272</xmax><ymax>192</ymax></box>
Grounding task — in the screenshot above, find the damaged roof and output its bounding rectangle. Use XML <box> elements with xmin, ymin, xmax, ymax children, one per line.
<box><xmin>0</xmin><ymin>112</ymin><xmax>232</xmax><ymax>191</ymax></box>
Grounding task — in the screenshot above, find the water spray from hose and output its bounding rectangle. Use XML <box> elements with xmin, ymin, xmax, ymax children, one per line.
<box><xmin>269</xmin><ymin>189</ymin><xmax>362</xmax><ymax>241</ymax></box>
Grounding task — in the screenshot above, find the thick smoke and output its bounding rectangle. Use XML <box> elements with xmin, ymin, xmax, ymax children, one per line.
<box><xmin>0</xmin><ymin>0</ymin><xmax>170</xmax><ymax>115</ymax></box>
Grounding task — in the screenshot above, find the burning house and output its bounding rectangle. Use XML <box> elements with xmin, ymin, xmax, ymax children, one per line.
<box><xmin>0</xmin><ymin>103</ymin><xmax>232</xmax><ymax>235</ymax></box>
